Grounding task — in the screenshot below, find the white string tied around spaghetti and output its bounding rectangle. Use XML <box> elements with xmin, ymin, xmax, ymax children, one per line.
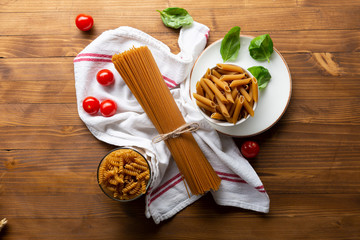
<box><xmin>152</xmin><ymin>122</ymin><xmax>200</xmax><ymax>143</ymax></box>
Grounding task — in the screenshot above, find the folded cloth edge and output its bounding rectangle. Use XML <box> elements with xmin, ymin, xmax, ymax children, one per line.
<box><xmin>214</xmin><ymin>198</ymin><xmax>270</xmax><ymax>213</ymax></box>
<box><xmin>146</xmin><ymin>195</ymin><xmax>202</xmax><ymax>224</ymax></box>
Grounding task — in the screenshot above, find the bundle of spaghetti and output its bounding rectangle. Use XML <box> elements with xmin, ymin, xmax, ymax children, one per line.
<box><xmin>112</xmin><ymin>46</ymin><xmax>221</xmax><ymax>195</ymax></box>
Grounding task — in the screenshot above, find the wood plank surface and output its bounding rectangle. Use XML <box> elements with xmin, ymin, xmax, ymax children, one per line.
<box><xmin>1</xmin><ymin>0</ymin><xmax>360</xmax><ymax>239</ymax></box>
<box><xmin>1</xmin><ymin>7</ymin><xmax>360</xmax><ymax>36</ymax></box>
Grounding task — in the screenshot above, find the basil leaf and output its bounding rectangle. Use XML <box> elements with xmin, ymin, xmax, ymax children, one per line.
<box><xmin>247</xmin><ymin>66</ymin><xmax>271</xmax><ymax>89</ymax></box>
<box><xmin>157</xmin><ymin>7</ymin><xmax>193</xmax><ymax>29</ymax></box>
<box><xmin>220</xmin><ymin>26</ymin><xmax>241</xmax><ymax>62</ymax></box>
<box><xmin>248</xmin><ymin>34</ymin><xmax>273</xmax><ymax>62</ymax></box>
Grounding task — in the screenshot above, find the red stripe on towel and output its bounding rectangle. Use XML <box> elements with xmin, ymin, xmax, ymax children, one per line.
<box><xmin>205</xmin><ymin>30</ymin><xmax>210</xmax><ymax>40</ymax></box>
<box><xmin>76</xmin><ymin>53</ymin><xmax>113</xmax><ymax>58</ymax></box>
<box><xmin>216</xmin><ymin>171</ymin><xmax>242</xmax><ymax>179</ymax></box>
<box><xmin>73</xmin><ymin>58</ymin><xmax>112</xmax><ymax>63</ymax></box>
<box><xmin>147</xmin><ymin>171</ymin><xmax>267</xmax><ymax>206</ymax></box>
<box><xmin>217</xmin><ymin>171</ymin><xmax>266</xmax><ymax>193</ymax></box>
<box><xmin>220</xmin><ymin>176</ymin><xmax>247</xmax><ymax>184</ymax></box>
<box><xmin>162</xmin><ymin>75</ymin><xmax>177</xmax><ymax>86</ymax></box>
<box><xmin>148</xmin><ymin>176</ymin><xmax>183</xmax><ymax>206</ymax></box>
<box><xmin>148</xmin><ymin>173</ymin><xmax>182</xmax><ymax>197</ymax></box>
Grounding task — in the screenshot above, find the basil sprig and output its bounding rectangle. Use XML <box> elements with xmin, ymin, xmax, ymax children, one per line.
<box><xmin>247</xmin><ymin>66</ymin><xmax>271</xmax><ymax>89</ymax></box>
<box><xmin>220</xmin><ymin>26</ymin><xmax>241</xmax><ymax>62</ymax></box>
<box><xmin>248</xmin><ymin>34</ymin><xmax>273</xmax><ymax>62</ymax></box>
<box><xmin>157</xmin><ymin>7</ymin><xmax>193</xmax><ymax>29</ymax></box>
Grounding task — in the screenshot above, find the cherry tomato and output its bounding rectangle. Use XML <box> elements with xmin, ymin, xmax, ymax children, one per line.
<box><xmin>75</xmin><ymin>14</ymin><xmax>94</xmax><ymax>31</ymax></box>
<box><xmin>96</xmin><ymin>69</ymin><xmax>114</xmax><ymax>86</ymax></box>
<box><xmin>83</xmin><ymin>96</ymin><xmax>100</xmax><ymax>115</ymax></box>
<box><xmin>241</xmin><ymin>141</ymin><xmax>260</xmax><ymax>159</ymax></box>
<box><xmin>100</xmin><ymin>99</ymin><xmax>117</xmax><ymax>117</ymax></box>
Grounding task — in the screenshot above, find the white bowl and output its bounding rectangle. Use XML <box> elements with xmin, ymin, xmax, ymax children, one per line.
<box><xmin>191</xmin><ymin>64</ymin><xmax>258</xmax><ymax>127</ymax></box>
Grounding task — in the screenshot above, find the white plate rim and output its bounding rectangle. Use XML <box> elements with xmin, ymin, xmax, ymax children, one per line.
<box><xmin>189</xmin><ymin>35</ymin><xmax>292</xmax><ymax>137</ymax></box>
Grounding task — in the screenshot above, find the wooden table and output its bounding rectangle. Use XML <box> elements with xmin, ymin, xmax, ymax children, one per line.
<box><xmin>1</xmin><ymin>0</ymin><xmax>359</xmax><ymax>239</ymax></box>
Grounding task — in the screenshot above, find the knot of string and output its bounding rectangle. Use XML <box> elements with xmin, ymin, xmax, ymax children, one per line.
<box><xmin>152</xmin><ymin>122</ymin><xmax>200</xmax><ymax>143</ymax></box>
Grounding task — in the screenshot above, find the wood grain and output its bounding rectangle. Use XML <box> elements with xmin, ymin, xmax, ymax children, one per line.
<box><xmin>1</xmin><ymin>6</ymin><xmax>360</xmax><ymax>36</ymax></box>
<box><xmin>1</xmin><ymin>0</ymin><xmax>360</xmax><ymax>239</ymax></box>
<box><xmin>1</xmin><ymin>29</ymin><xmax>360</xmax><ymax>59</ymax></box>
<box><xmin>0</xmin><ymin>194</ymin><xmax>359</xmax><ymax>239</ymax></box>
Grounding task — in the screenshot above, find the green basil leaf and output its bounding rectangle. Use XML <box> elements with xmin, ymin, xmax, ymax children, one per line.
<box><xmin>248</xmin><ymin>34</ymin><xmax>274</xmax><ymax>63</ymax></box>
<box><xmin>247</xmin><ymin>66</ymin><xmax>271</xmax><ymax>89</ymax></box>
<box><xmin>220</xmin><ymin>26</ymin><xmax>241</xmax><ymax>62</ymax></box>
<box><xmin>157</xmin><ymin>7</ymin><xmax>193</xmax><ymax>29</ymax></box>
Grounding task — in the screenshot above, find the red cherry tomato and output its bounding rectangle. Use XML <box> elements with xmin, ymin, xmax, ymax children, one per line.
<box><xmin>100</xmin><ymin>99</ymin><xmax>117</xmax><ymax>117</ymax></box>
<box><xmin>96</xmin><ymin>69</ymin><xmax>114</xmax><ymax>86</ymax></box>
<box><xmin>241</xmin><ymin>141</ymin><xmax>260</xmax><ymax>159</ymax></box>
<box><xmin>82</xmin><ymin>96</ymin><xmax>100</xmax><ymax>115</ymax></box>
<box><xmin>75</xmin><ymin>14</ymin><xmax>94</xmax><ymax>31</ymax></box>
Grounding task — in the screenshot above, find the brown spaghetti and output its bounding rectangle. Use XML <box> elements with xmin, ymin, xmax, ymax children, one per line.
<box><xmin>112</xmin><ymin>46</ymin><xmax>221</xmax><ymax>195</ymax></box>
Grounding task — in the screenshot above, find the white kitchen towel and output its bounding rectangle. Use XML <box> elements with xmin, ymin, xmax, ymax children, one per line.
<box><xmin>74</xmin><ymin>22</ymin><xmax>270</xmax><ymax>224</ymax></box>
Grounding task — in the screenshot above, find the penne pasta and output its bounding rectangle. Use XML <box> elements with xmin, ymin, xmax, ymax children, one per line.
<box><xmin>225</xmin><ymin>116</ymin><xmax>234</xmax><ymax>124</ymax></box>
<box><xmin>196</xmin><ymin>82</ymin><xmax>204</xmax><ymax>96</ymax></box>
<box><xmin>215</xmin><ymin>69</ymin><xmax>238</xmax><ymax>75</ymax></box>
<box><xmin>249</xmin><ymin>82</ymin><xmax>253</xmax><ymax>100</ymax></box>
<box><xmin>193</xmin><ymin>93</ymin><xmax>216</xmax><ymax>108</ymax></box>
<box><xmin>225</xmin><ymin>91</ymin><xmax>234</xmax><ymax>104</ymax></box>
<box><xmin>203</xmin><ymin>78</ymin><xmax>228</xmax><ymax>103</ymax></box>
<box><xmin>220</xmin><ymin>73</ymin><xmax>246</xmax><ymax>81</ymax></box>
<box><xmin>252</xmin><ymin>77</ymin><xmax>258</xmax><ymax>102</ymax></box>
<box><xmin>215</xmin><ymin>104</ymin><xmax>221</xmax><ymax>113</ymax></box>
<box><xmin>210</xmin><ymin>75</ymin><xmax>231</xmax><ymax>92</ymax></box>
<box><xmin>211</xmin><ymin>112</ymin><xmax>225</xmax><ymax>120</ymax></box>
<box><xmin>243</xmin><ymin>99</ymin><xmax>254</xmax><ymax>117</ymax></box>
<box><xmin>194</xmin><ymin>64</ymin><xmax>257</xmax><ymax>124</ymax></box>
<box><xmin>196</xmin><ymin>100</ymin><xmax>216</xmax><ymax>113</ymax></box>
<box><xmin>215</xmin><ymin>95</ymin><xmax>230</xmax><ymax>118</ymax></box>
<box><xmin>232</xmin><ymin>95</ymin><xmax>245</xmax><ymax>123</ymax></box>
<box><xmin>228</xmin><ymin>94</ymin><xmax>239</xmax><ymax>117</ymax></box>
<box><xmin>229</xmin><ymin>78</ymin><xmax>252</xmax><ymax>88</ymax></box>
<box><xmin>239</xmin><ymin>86</ymin><xmax>252</xmax><ymax>102</ymax></box>
<box><xmin>204</xmin><ymin>68</ymin><xmax>211</xmax><ymax>79</ymax></box>
<box><xmin>231</xmin><ymin>87</ymin><xmax>238</xmax><ymax>100</ymax></box>
<box><xmin>200</xmin><ymin>78</ymin><xmax>215</xmax><ymax>100</ymax></box>
<box><xmin>212</xmin><ymin>69</ymin><xmax>222</xmax><ymax>79</ymax></box>
<box><xmin>242</xmin><ymin>108</ymin><xmax>249</xmax><ymax>119</ymax></box>
<box><xmin>216</xmin><ymin>63</ymin><xmax>244</xmax><ymax>73</ymax></box>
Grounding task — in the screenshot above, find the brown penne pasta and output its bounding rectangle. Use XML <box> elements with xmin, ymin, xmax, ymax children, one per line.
<box><xmin>216</xmin><ymin>63</ymin><xmax>244</xmax><ymax>73</ymax></box>
<box><xmin>193</xmin><ymin>93</ymin><xmax>216</xmax><ymax>108</ymax></box>
<box><xmin>196</xmin><ymin>100</ymin><xmax>216</xmax><ymax>113</ymax></box>
<box><xmin>194</xmin><ymin>64</ymin><xmax>257</xmax><ymax>124</ymax></box>
<box><xmin>229</xmin><ymin>78</ymin><xmax>252</xmax><ymax>88</ymax></box>
<box><xmin>203</xmin><ymin>78</ymin><xmax>228</xmax><ymax>103</ymax></box>
<box><xmin>211</xmin><ymin>112</ymin><xmax>225</xmax><ymax>120</ymax></box>
<box><xmin>200</xmin><ymin>78</ymin><xmax>215</xmax><ymax>100</ymax></box>
<box><xmin>210</xmin><ymin>75</ymin><xmax>231</xmax><ymax>93</ymax></box>
<box><xmin>232</xmin><ymin>95</ymin><xmax>245</xmax><ymax>123</ymax></box>
<box><xmin>231</xmin><ymin>87</ymin><xmax>239</xmax><ymax>100</ymax></box>
<box><xmin>239</xmin><ymin>86</ymin><xmax>252</xmax><ymax>102</ymax></box>
<box><xmin>196</xmin><ymin>82</ymin><xmax>204</xmax><ymax>96</ymax></box>
<box><xmin>215</xmin><ymin>95</ymin><xmax>230</xmax><ymax>118</ymax></box>
<box><xmin>225</xmin><ymin>91</ymin><xmax>235</xmax><ymax>104</ymax></box>
<box><xmin>212</xmin><ymin>69</ymin><xmax>222</xmax><ymax>79</ymax></box>
<box><xmin>252</xmin><ymin>77</ymin><xmax>258</xmax><ymax>102</ymax></box>
<box><xmin>243</xmin><ymin>99</ymin><xmax>254</xmax><ymax>117</ymax></box>
<box><xmin>204</xmin><ymin>68</ymin><xmax>211</xmax><ymax>79</ymax></box>
<box><xmin>220</xmin><ymin>73</ymin><xmax>246</xmax><ymax>81</ymax></box>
